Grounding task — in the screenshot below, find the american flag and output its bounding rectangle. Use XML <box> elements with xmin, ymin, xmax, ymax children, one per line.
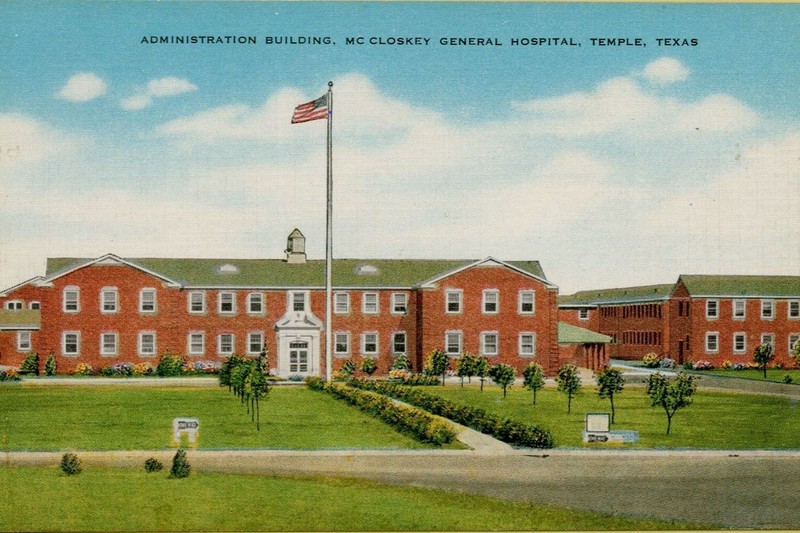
<box><xmin>291</xmin><ymin>94</ymin><xmax>329</xmax><ymax>124</ymax></box>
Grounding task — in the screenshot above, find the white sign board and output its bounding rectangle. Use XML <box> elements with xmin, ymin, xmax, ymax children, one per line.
<box><xmin>585</xmin><ymin>413</ymin><xmax>610</xmax><ymax>433</ymax></box>
<box><xmin>172</xmin><ymin>417</ymin><xmax>200</xmax><ymax>447</ymax></box>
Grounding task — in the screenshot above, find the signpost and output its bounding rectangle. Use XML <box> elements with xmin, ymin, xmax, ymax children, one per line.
<box><xmin>171</xmin><ymin>417</ymin><xmax>200</xmax><ymax>447</ymax></box>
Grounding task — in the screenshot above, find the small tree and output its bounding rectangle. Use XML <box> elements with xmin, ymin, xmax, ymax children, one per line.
<box><xmin>425</xmin><ymin>349</ymin><xmax>449</xmax><ymax>386</ymax></box>
<box><xmin>455</xmin><ymin>352</ymin><xmax>477</xmax><ymax>387</ymax></box>
<box><xmin>522</xmin><ymin>362</ymin><xmax>545</xmax><ymax>405</ymax></box>
<box><xmin>339</xmin><ymin>359</ymin><xmax>356</xmax><ymax>377</ymax></box>
<box><xmin>488</xmin><ymin>363</ymin><xmax>516</xmax><ymax>398</ymax></box>
<box><xmin>391</xmin><ymin>354</ymin><xmax>411</xmax><ymax>371</ymax></box>
<box><xmin>793</xmin><ymin>338</ymin><xmax>800</xmax><ymax>367</ymax></box>
<box><xmin>60</xmin><ymin>453</ymin><xmax>82</xmax><ymax>476</ymax></box>
<box><xmin>248</xmin><ymin>363</ymin><xmax>271</xmax><ymax>431</ymax></box>
<box><xmin>169</xmin><ymin>448</ymin><xmax>191</xmax><ymax>478</ymax></box>
<box><xmin>595</xmin><ymin>366</ymin><xmax>625</xmax><ymax>424</ymax></box>
<box><xmin>19</xmin><ymin>352</ymin><xmax>39</xmax><ymax>375</ymax></box>
<box><xmin>474</xmin><ymin>356</ymin><xmax>490</xmax><ymax>392</ymax></box>
<box><xmin>359</xmin><ymin>357</ymin><xmax>378</xmax><ymax>377</ymax></box>
<box><xmin>645</xmin><ymin>372</ymin><xmax>697</xmax><ymax>435</ymax></box>
<box><xmin>556</xmin><ymin>364</ymin><xmax>581</xmax><ymax>414</ymax></box>
<box><xmin>44</xmin><ymin>353</ymin><xmax>57</xmax><ymax>377</ymax></box>
<box><xmin>753</xmin><ymin>343</ymin><xmax>774</xmax><ymax>379</ymax></box>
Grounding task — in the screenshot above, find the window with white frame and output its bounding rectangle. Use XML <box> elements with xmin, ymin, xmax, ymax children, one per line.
<box><xmin>4</xmin><ymin>300</ymin><xmax>23</xmax><ymax>310</ymax></box>
<box><xmin>334</xmin><ymin>332</ymin><xmax>350</xmax><ymax>356</ymax></box>
<box><xmin>705</xmin><ymin>300</ymin><xmax>719</xmax><ymax>319</ymax></box>
<box><xmin>361</xmin><ymin>332</ymin><xmax>378</xmax><ymax>355</ymax></box>
<box><xmin>578</xmin><ymin>308</ymin><xmax>590</xmax><ymax>321</ymax></box>
<box><xmin>519</xmin><ymin>333</ymin><xmax>536</xmax><ymax>357</ymax></box>
<box><xmin>392</xmin><ymin>293</ymin><xmax>408</xmax><ymax>315</ymax></box>
<box><xmin>188</xmin><ymin>332</ymin><xmax>205</xmax><ymax>356</ymax></box>
<box><xmin>445</xmin><ymin>290</ymin><xmax>462</xmax><ymax>314</ymax></box>
<box><xmin>761</xmin><ymin>333</ymin><xmax>775</xmax><ymax>350</ymax></box>
<box><xmin>392</xmin><ymin>332</ymin><xmax>407</xmax><ymax>355</ymax></box>
<box><xmin>247</xmin><ymin>293</ymin><xmax>264</xmax><ymax>315</ymax></box>
<box><xmin>218</xmin><ymin>292</ymin><xmax>236</xmax><ymax>314</ymax></box>
<box><xmin>17</xmin><ymin>331</ymin><xmax>31</xmax><ymax>352</ymax></box>
<box><xmin>761</xmin><ymin>300</ymin><xmax>774</xmax><ymax>320</ymax></box>
<box><xmin>291</xmin><ymin>291</ymin><xmax>306</xmax><ymax>312</ymax></box>
<box><xmin>481</xmin><ymin>332</ymin><xmax>498</xmax><ymax>356</ymax></box>
<box><xmin>188</xmin><ymin>291</ymin><xmax>205</xmax><ymax>314</ymax></box>
<box><xmin>362</xmin><ymin>293</ymin><xmax>379</xmax><ymax>315</ymax></box>
<box><xmin>101</xmin><ymin>287</ymin><xmax>119</xmax><ymax>313</ymax></box>
<box><xmin>334</xmin><ymin>292</ymin><xmax>350</xmax><ymax>314</ymax></box>
<box><xmin>28</xmin><ymin>301</ymin><xmax>40</xmax><ymax>310</ymax></box>
<box><xmin>705</xmin><ymin>332</ymin><xmax>719</xmax><ymax>353</ymax></box>
<box><xmin>733</xmin><ymin>300</ymin><xmax>746</xmax><ymax>319</ymax></box>
<box><xmin>62</xmin><ymin>331</ymin><xmax>80</xmax><ymax>356</ymax></box>
<box><xmin>63</xmin><ymin>287</ymin><xmax>80</xmax><ymax>313</ymax></box>
<box><xmin>789</xmin><ymin>301</ymin><xmax>800</xmax><ymax>319</ymax></box>
<box><xmin>733</xmin><ymin>333</ymin><xmax>746</xmax><ymax>354</ymax></box>
<box><xmin>247</xmin><ymin>332</ymin><xmax>264</xmax><ymax>354</ymax></box>
<box><xmin>445</xmin><ymin>330</ymin><xmax>462</xmax><ymax>355</ymax></box>
<box><xmin>139</xmin><ymin>289</ymin><xmax>156</xmax><ymax>313</ymax></box>
<box><xmin>100</xmin><ymin>332</ymin><xmax>118</xmax><ymax>356</ymax></box>
<box><xmin>138</xmin><ymin>332</ymin><xmax>156</xmax><ymax>357</ymax></box>
<box><xmin>519</xmin><ymin>290</ymin><xmax>535</xmax><ymax>314</ymax></box>
<box><xmin>789</xmin><ymin>334</ymin><xmax>800</xmax><ymax>355</ymax></box>
<box><xmin>218</xmin><ymin>333</ymin><xmax>234</xmax><ymax>356</ymax></box>
<box><xmin>483</xmin><ymin>290</ymin><xmax>499</xmax><ymax>314</ymax></box>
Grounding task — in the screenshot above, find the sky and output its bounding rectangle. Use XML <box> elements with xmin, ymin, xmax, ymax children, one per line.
<box><xmin>1</xmin><ymin>1</ymin><xmax>799</xmax><ymax>294</ymax></box>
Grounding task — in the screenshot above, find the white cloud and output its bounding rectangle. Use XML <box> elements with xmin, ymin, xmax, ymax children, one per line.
<box><xmin>642</xmin><ymin>57</ymin><xmax>690</xmax><ymax>85</ymax></box>
<box><xmin>57</xmin><ymin>72</ymin><xmax>107</xmax><ymax>102</ymax></box>
<box><xmin>0</xmin><ymin>114</ymin><xmax>78</xmax><ymax>171</ymax></box>
<box><xmin>121</xmin><ymin>76</ymin><xmax>197</xmax><ymax>111</ymax></box>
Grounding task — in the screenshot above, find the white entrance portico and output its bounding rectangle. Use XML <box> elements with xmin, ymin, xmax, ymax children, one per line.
<box><xmin>274</xmin><ymin>290</ymin><xmax>322</xmax><ymax>378</ymax></box>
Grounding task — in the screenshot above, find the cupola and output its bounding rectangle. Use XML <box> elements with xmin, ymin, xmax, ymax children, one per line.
<box><xmin>285</xmin><ymin>228</ymin><xmax>306</xmax><ymax>264</ymax></box>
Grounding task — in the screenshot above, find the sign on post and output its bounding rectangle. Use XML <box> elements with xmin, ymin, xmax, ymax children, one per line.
<box><xmin>171</xmin><ymin>417</ymin><xmax>200</xmax><ymax>448</ymax></box>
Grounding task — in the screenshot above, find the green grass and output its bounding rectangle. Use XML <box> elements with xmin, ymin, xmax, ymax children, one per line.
<box><xmin>422</xmin><ymin>383</ymin><xmax>800</xmax><ymax>448</ymax></box>
<box><xmin>0</xmin><ymin>385</ymin><xmax>449</xmax><ymax>450</ymax></box>
<box><xmin>695</xmin><ymin>368</ymin><xmax>800</xmax><ymax>383</ymax></box>
<box><xmin>0</xmin><ymin>466</ymin><xmax>703</xmax><ymax>531</ymax></box>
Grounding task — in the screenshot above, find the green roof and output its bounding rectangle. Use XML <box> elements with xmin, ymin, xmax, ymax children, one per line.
<box><xmin>0</xmin><ymin>309</ymin><xmax>40</xmax><ymax>329</ymax></box>
<box><xmin>558</xmin><ymin>284</ymin><xmax>674</xmax><ymax>306</ymax></box>
<box><xmin>679</xmin><ymin>275</ymin><xmax>800</xmax><ymax>297</ymax></box>
<box><xmin>46</xmin><ymin>257</ymin><xmax>547</xmax><ymax>289</ymax></box>
<box><xmin>558</xmin><ymin>322</ymin><xmax>612</xmax><ymax>344</ymax></box>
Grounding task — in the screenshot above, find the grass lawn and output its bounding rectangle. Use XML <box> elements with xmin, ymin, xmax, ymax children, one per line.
<box><xmin>695</xmin><ymin>368</ymin><xmax>800</xmax><ymax>383</ymax></box>
<box><xmin>0</xmin><ymin>466</ymin><xmax>704</xmax><ymax>531</ymax></box>
<box><xmin>0</xmin><ymin>385</ymin><xmax>451</xmax><ymax>450</ymax></box>
<box><xmin>422</xmin><ymin>383</ymin><xmax>800</xmax><ymax>448</ymax></box>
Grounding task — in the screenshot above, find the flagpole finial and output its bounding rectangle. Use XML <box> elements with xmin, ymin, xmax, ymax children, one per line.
<box><xmin>328</xmin><ymin>81</ymin><xmax>333</xmax><ymax>88</ymax></box>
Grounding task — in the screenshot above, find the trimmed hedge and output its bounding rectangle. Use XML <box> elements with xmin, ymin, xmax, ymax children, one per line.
<box><xmin>306</xmin><ymin>377</ymin><xmax>456</xmax><ymax>446</ymax></box>
<box><xmin>349</xmin><ymin>378</ymin><xmax>554</xmax><ymax>449</ymax></box>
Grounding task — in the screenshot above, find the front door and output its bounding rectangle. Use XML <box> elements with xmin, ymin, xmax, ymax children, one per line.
<box><xmin>289</xmin><ymin>341</ymin><xmax>309</xmax><ymax>374</ymax></box>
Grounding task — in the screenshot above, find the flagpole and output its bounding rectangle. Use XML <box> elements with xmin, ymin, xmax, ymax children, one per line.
<box><xmin>325</xmin><ymin>81</ymin><xmax>333</xmax><ymax>382</ymax></box>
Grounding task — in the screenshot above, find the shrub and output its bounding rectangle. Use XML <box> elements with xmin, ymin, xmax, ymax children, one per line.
<box><xmin>44</xmin><ymin>353</ymin><xmax>57</xmax><ymax>376</ymax></box>
<box><xmin>659</xmin><ymin>358</ymin><xmax>675</xmax><ymax>369</ymax></box>
<box><xmin>288</xmin><ymin>374</ymin><xmax>304</xmax><ymax>382</ymax></box>
<box><xmin>60</xmin><ymin>453</ymin><xmax>82</xmax><ymax>476</ymax></box>
<box><xmin>359</xmin><ymin>357</ymin><xmax>378</xmax><ymax>376</ymax></box>
<box><xmin>0</xmin><ymin>369</ymin><xmax>20</xmax><ymax>382</ymax></box>
<box><xmin>783</xmin><ymin>375</ymin><xmax>793</xmax><ymax>384</ymax></box>
<box><xmin>388</xmin><ymin>369</ymin><xmax>411</xmax><ymax>381</ymax></box>
<box><xmin>721</xmin><ymin>360</ymin><xmax>733</xmax><ymax>370</ymax></box>
<box><xmin>191</xmin><ymin>360</ymin><xmax>220</xmax><ymax>374</ymax></box>
<box><xmin>642</xmin><ymin>353</ymin><xmax>661</xmax><ymax>368</ymax></box>
<box><xmin>339</xmin><ymin>359</ymin><xmax>356</xmax><ymax>376</ymax></box>
<box><xmin>19</xmin><ymin>352</ymin><xmax>39</xmax><ymax>375</ymax></box>
<box><xmin>693</xmin><ymin>360</ymin><xmax>714</xmax><ymax>370</ymax></box>
<box><xmin>132</xmin><ymin>362</ymin><xmax>154</xmax><ymax>376</ymax></box>
<box><xmin>144</xmin><ymin>457</ymin><xmax>164</xmax><ymax>473</ymax></box>
<box><xmin>169</xmin><ymin>449</ymin><xmax>190</xmax><ymax>478</ymax></box>
<box><xmin>73</xmin><ymin>362</ymin><xmax>93</xmax><ymax>376</ymax></box>
<box><xmin>682</xmin><ymin>360</ymin><xmax>694</xmax><ymax>370</ymax></box>
<box><xmin>101</xmin><ymin>362</ymin><xmax>134</xmax><ymax>376</ymax></box>
<box><xmin>156</xmin><ymin>353</ymin><xmax>186</xmax><ymax>377</ymax></box>
<box><xmin>391</xmin><ymin>354</ymin><xmax>411</xmax><ymax>371</ymax></box>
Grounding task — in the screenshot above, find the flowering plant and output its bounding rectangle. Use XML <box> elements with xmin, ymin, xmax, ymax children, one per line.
<box><xmin>659</xmin><ymin>357</ymin><xmax>675</xmax><ymax>369</ymax></box>
<box><xmin>73</xmin><ymin>362</ymin><xmax>93</xmax><ymax>376</ymax></box>
<box><xmin>132</xmin><ymin>362</ymin><xmax>153</xmax><ymax>375</ymax></box>
<box><xmin>721</xmin><ymin>360</ymin><xmax>733</xmax><ymax>369</ymax></box>
<box><xmin>388</xmin><ymin>369</ymin><xmax>411</xmax><ymax>381</ymax></box>
<box><xmin>192</xmin><ymin>360</ymin><xmax>221</xmax><ymax>374</ymax></box>
<box><xmin>0</xmin><ymin>368</ymin><xmax>20</xmax><ymax>381</ymax></box>
<box><xmin>693</xmin><ymin>360</ymin><xmax>714</xmax><ymax>370</ymax></box>
<box><xmin>642</xmin><ymin>353</ymin><xmax>661</xmax><ymax>368</ymax></box>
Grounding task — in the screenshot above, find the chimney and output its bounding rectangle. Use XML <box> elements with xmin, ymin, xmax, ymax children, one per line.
<box><xmin>285</xmin><ymin>228</ymin><xmax>306</xmax><ymax>264</ymax></box>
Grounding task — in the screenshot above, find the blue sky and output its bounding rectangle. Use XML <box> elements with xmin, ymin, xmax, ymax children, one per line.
<box><xmin>1</xmin><ymin>1</ymin><xmax>799</xmax><ymax>293</ymax></box>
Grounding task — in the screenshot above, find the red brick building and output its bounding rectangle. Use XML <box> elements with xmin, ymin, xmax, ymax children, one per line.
<box><xmin>0</xmin><ymin>230</ymin><xmax>567</xmax><ymax>377</ymax></box>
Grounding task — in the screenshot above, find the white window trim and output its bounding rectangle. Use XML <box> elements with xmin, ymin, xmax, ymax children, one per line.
<box><xmin>481</xmin><ymin>331</ymin><xmax>499</xmax><ymax>356</ymax></box>
<box><xmin>247</xmin><ymin>292</ymin><xmax>265</xmax><ymax>315</ymax></box>
<box><xmin>100</xmin><ymin>287</ymin><xmax>119</xmax><ymax>314</ymax></box>
<box><xmin>761</xmin><ymin>300</ymin><xmax>775</xmax><ymax>320</ymax></box>
<box><xmin>445</xmin><ymin>330</ymin><xmax>462</xmax><ymax>356</ymax></box>
<box><xmin>760</xmin><ymin>333</ymin><xmax>775</xmax><ymax>349</ymax></box>
<box><xmin>788</xmin><ymin>301</ymin><xmax>800</xmax><ymax>320</ymax></box>
<box><xmin>218</xmin><ymin>333</ymin><xmax>235</xmax><ymax>356</ymax></box>
<box><xmin>139</xmin><ymin>288</ymin><xmax>157</xmax><ymax>313</ymax></box>
<box><xmin>362</xmin><ymin>292</ymin><xmax>379</xmax><ymax>315</ymax></box>
<box><xmin>334</xmin><ymin>292</ymin><xmax>350</xmax><ymax>314</ymax></box>
<box><xmin>445</xmin><ymin>289</ymin><xmax>463</xmax><ymax>315</ymax></box>
<box><xmin>5</xmin><ymin>300</ymin><xmax>23</xmax><ymax>311</ymax></box>
<box><xmin>789</xmin><ymin>334</ymin><xmax>800</xmax><ymax>355</ymax></box>
<box><xmin>334</xmin><ymin>331</ymin><xmax>350</xmax><ymax>357</ymax></box>
<box><xmin>28</xmin><ymin>301</ymin><xmax>40</xmax><ymax>310</ymax></box>
<box><xmin>519</xmin><ymin>332</ymin><xmax>536</xmax><ymax>357</ymax></box>
<box><xmin>361</xmin><ymin>332</ymin><xmax>379</xmax><ymax>356</ymax></box>
<box><xmin>17</xmin><ymin>331</ymin><xmax>32</xmax><ymax>352</ymax></box>
<box><xmin>188</xmin><ymin>291</ymin><xmax>206</xmax><ymax>314</ymax></box>
<box><xmin>391</xmin><ymin>293</ymin><xmax>408</xmax><ymax>315</ymax></box>
<box><xmin>482</xmin><ymin>290</ymin><xmax>499</xmax><ymax>315</ymax></box>
<box><xmin>63</xmin><ymin>286</ymin><xmax>80</xmax><ymax>313</ymax></box>
<box><xmin>518</xmin><ymin>290</ymin><xmax>536</xmax><ymax>315</ymax></box>
<box><xmin>138</xmin><ymin>332</ymin><xmax>157</xmax><ymax>357</ymax></box>
<box><xmin>392</xmin><ymin>331</ymin><xmax>407</xmax><ymax>355</ymax></box>
<box><xmin>100</xmin><ymin>331</ymin><xmax>118</xmax><ymax>357</ymax></box>
<box><xmin>705</xmin><ymin>331</ymin><xmax>719</xmax><ymax>354</ymax></box>
<box><xmin>732</xmin><ymin>299</ymin><xmax>746</xmax><ymax>320</ymax></box>
<box><xmin>188</xmin><ymin>332</ymin><xmax>205</xmax><ymax>356</ymax></box>
<box><xmin>578</xmin><ymin>309</ymin><xmax>590</xmax><ymax>321</ymax></box>
<box><xmin>218</xmin><ymin>292</ymin><xmax>236</xmax><ymax>315</ymax></box>
<box><xmin>62</xmin><ymin>331</ymin><xmax>81</xmax><ymax>357</ymax></box>
<box><xmin>289</xmin><ymin>291</ymin><xmax>309</xmax><ymax>312</ymax></box>
<box><xmin>247</xmin><ymin>331</ymin><xmax>264</xmax><ymax>355</ymax></box>
<box><xmin>705</xmin><ymin>299</ymin><xmax>719</xmax><ymax>320</ymax></box>
<box><xmin>733</xmin><ymin>332</ymin><xmax>746</xmax><ymax>354</ymax></box>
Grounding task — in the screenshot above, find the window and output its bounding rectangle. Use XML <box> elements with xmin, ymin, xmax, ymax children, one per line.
<box><xmin>519</xmin><ymin>333</ymin><xmax>536</xmax><ymax>357</ymax></box>
<box><xmin>483</xmin><ymin>290</ymin><xmax>499</xmax><ymax>314</ymax></box>
<box><xmin>218</xmin><ymin>333</ymin><xmax>234</xmax><ymax>356</ymax></box>
<box><xmin>63</xmin><ymin>287</ymin><xmax>80</xmax><ymax>313</ymax></box>
<box><xmin>392</xmin><ymin>293</ymin><xmax>408</xmax><ymax>315</ymax></box>
<box><xmin>138</xmin><ymin>332</ymin><xmax>156</xmax><ymax>357</ymax></box>
<box><xmin>761</xmin><ymin>333</ymin><xmax>775</xmax><ymax>350</ymax></box>
<box><xmin>445</xmin><ymin>331</ymin><xmax>462</xmax><ymax>355</ymax></box>
<box><xmin>761</xmin><ymin>300</ymin><xmax>774</xmax><ymax>320</ymax></box>
<box><xmin>361</xmin><ymin>332</ymin><xmax>378</xmax><ymax>355</ymax></box>
<box><xmin>733</xmin><ymin>300</ymin><xmax>745</xmax><ymax>320</ymax></box>
<box><xmin>28</xmin><ymin>301</ymin><xmax>40</xmax><ymax>310</ymax></box>
<box><xmin>188</xmin><ymin>291</ymin><xmax>206</xmax><ymax>314</ymax></box>
<box><xmin>334</xmin><ymin>332</ymin><xmax>350</xmax><ymax>356</ymax></box>
<box><xmin>789</xmin><ymin>334</ymin><xmax>800</xmax><ymax>355</ymax></box>
<box><xmin>101</xmin><ymin>287</ymin><xmax>119</xmax><ymax>313</ymax></box>
<box><xmin>62</xmin><ymin>331</ymin><xmax>80</xmax><ymax>356</ymax></box>
<box><xmin>481</xmin><ymin>332</ymin><xmax>498</xmax><ymax>356</ymax></box>
<box><xmin>247</xmin><ymin>332</ymin><xmax>264</xmax><ymax>354</ymax></box>
<box><xmin>188</xmin><ymin>332</ymin><xmax>205</xmax><ymax>356</ymax></box>
<box><xmin>247</xmin><ymin>293</ymin><xmax>264</xmax><ymax>315</ymax></box>
<box><xmin>705</xmin><ymin>332</ymin><xmax>719</xmax><ymax>353</ymax></box>
<box><xmin>17</xmin><ymin>331</ymin><xmax>31</xmax><ymax>352</ymax></box>
<box><xmin>218</xmin><ymin>292</ymin><xmax>235</xmax><ymax>314</ymax></box>
<box><xmin>733</xmin><ymin>333</ymin><xmax>746</xmax><ymax>354</ymax></box>
<box><xmin>578</xmin><ymin>309</ymin><xmax>590</xmax><ymax>321</ymax></box>
<box><xmin>4</xmin><ymin>300</ymin><xmax>23</xmax><ymax>310</ymax></box>
<box><xmin>392</xmin><ymin>332</ymin><xmax>407</xmax><ymax>355</ymax></box>
<box><xmin>140</xmin><ymin>289</ymin><xmax>157</xmax><ymax>313</ymax></box>
<box><xmin>291</xmin><ymin>292</ymin><xmax>306</xmax><ymax>312</ymax></box>
<box><xmin>334</xmin><ymin>293</ymin><xmax>350</xmax><ymax>314</ymax></box>
<box><xmin>362</xmin><ymin>293</ymin><xmax>379</xmax><ymax>315</ymax></box>
<box><xmin>100</xmin><ymin>332</ymin><xmax>118</xmax><ymax>356</ymax></box>
<box><xmin>519</xmin><ymin>291</ymin><xmax>535</xmax><ymax>314</ymax></box>
<box><xmin>445</xmin><ymin>290</ymin><xmax>462</xmax><ymax>314</ymax></box>
<box><xmin>789</xmin><ymin>301</ymin><xmax>800</xmax><ymax>319</ymax></box>
<box><xmin>705</xmin><ymin>300</ymin><xmax>718</xmax><ymax>319</ymax></box>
